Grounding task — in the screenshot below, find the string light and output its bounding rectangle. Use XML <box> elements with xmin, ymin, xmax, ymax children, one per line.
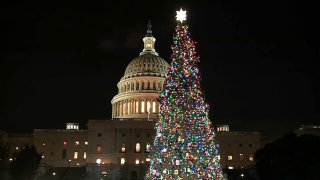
<box><xmin>146</xmin><ymin>9</ymin><xmax>223</xmax><ymax>179</ymax></box>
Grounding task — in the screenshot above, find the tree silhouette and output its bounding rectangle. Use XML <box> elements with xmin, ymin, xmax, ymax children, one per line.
<box><xmin>10</xmin><ymin>145</ymin><xmax>41</xmax><ymax>180</ymax></box>
<box><xmin>255</xmin><ymin>133</ymin><xmax>320</xmax><ymax>180</ymax></box>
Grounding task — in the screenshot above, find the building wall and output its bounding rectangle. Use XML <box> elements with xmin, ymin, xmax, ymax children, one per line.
<box><xmin>7</xmin><ymin>133</ymin><xmax>33</xmax><ymax>156</ymax></box>
<box><xmin>86</xmin><ymin>119</ymin><xmax>261</xmax><ymax>179</ymax></box>
<box><xmin>86</xmin><ymin>118</ymin><xmax>155</xmax><ymax>179</ymax></box>
<box><xmin>33</xmin><ymin>129</ymin><xmax>88</xmax><ymax>167</ymax></box>
<box><xmin>215</xmin><ymin>131</ymin><xmax>261</xmax><ymax>169</ymax></box>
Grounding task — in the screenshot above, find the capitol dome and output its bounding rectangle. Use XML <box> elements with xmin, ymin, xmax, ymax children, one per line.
<box><xmin>111</xmin><ymin>21</ymin><xmax>169</xmax><ymax>120</ymax></box>
<box><xmin>123</xmin><ymin>54</ymin><xmax>168</xmax><ymax>80</ymax></box>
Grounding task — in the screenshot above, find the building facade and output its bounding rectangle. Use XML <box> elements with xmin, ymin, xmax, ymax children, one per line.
<box><xmin>33</xmin><ymin>123</ymin><xmax>88</xmax><ymax>167</ymax></box>
<box><xmin>215</xmin><ymin>125</ymin><xmax>260</xmax><ymax>170</ymax></box>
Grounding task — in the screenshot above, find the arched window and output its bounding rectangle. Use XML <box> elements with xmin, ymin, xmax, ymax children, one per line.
<box><xmin>132</xmin><ymin>83</ymin><xmax>135</xmax><ymax>90</ymax></box>
<box><xmin>153</xmin><ymin>82</ymin><xmax>156</xmax><ymax>90</ymax></box>
<box><xmin>121</xmin><ymin>158</ymin><xmax>125</xmax><ymax>165</ymax></box>
<box><xmin>135</xmin><ymin>101</ymin><xmax>139</xmax><ymax>113</ymax></box>
<box><xmin>128</xmin><ymin>101</ymin><xmax>131</xmax><ymax>114</ymax></box>
<box><xmin>152</xmin><ymin>101</ymin><xmax>156</xmax><ymax>113</ymax></box>
<box><xmin>124</xmin><ymin>85</ymin><xmax>126</xmax><ymax>92</ymax></box>
<box><xmin>121</xmin><ymin>144</ymin><xmax>126</xmax><ymax>153</ymax></box>
<box><xmin>135</xmin><ymin>143</ymin><xmax>141</xmax><ymax>153</ymax></box>
<box><xmin>136</xmin><ymin>82</ymin><xmax>139</xmax><ymax>90</ymax></box>
<box><xmin>147</xmin><ymin>82</ymin><xmax>150</xmax><ymax>89</ymax></box>
<box><xmin>128</xmin><ymin>84</ymin><xmax>130</xmax><ymax>91</ymax></box>
<box><xmin>142</xmin><ymin>82</ymin><xmax>145</xmax><ymax>90</ymax></box>
<box><xmin>96</xmin><ymin>145</ymin><xmax>102</xmax><ymax>153</ymax></box>
<box><xmin>141</xmin><ymin>101</ymin><xmax>145</xmax><ymax>113</ymax></box>
<box><xmin>62</xmin><ymin>149</ymin><xmax>67</xmax><ymax>159</ymax></box>
<box><xmin>123</xmin><ymin>102</ymin><xmax>126</xmax><ymax>115</ymax></box>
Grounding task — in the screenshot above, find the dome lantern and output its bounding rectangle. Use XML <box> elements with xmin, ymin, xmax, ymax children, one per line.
<box><xmin>140</xmin><ymin>20</ymin><xmax>158</xmax><ymax>56</ymax></box>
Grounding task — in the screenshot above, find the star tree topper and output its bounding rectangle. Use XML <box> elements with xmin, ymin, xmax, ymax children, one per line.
<box><xmin>176</xmin><ymin>8</ymin><xmax>187</xmax><ymax>23</ymax></box>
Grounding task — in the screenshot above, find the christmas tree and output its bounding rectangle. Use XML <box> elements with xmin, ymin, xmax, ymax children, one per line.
<box><xmin>146</xmin><ymin>8</ymin><xmax>223</xmax><ymax>179</ymax></box>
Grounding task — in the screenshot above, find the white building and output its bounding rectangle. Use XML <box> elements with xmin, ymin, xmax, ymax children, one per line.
<box><xmin>86</xmin><ymin>21</ymin><xmax>169</xmax><ymax>180</ymax></box>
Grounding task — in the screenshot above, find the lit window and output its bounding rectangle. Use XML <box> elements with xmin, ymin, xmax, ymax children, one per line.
<box><xmin>97</xmin><ymin>145</ymin><xmax>102</xmax><ymax>152</ymax></box>
<box><xmin>228</xmin><ymin>166</ymin><xmax>234</xmax><ymax>169</ymax></box>
<box><xmin>135</xmin><ymin>159</ymin><xmax>140</xmax><ymax>164</ymax></box>
<box><xmin>146</xmin><ymin>43</ymin><xmax>152</xmax><ymax>48</ymax></box>
<box><xmin>75</xmin><ymin>141</ymin><xmax>79</xmax><ymax>145</ymax></box>
<box><xmin>135</xmin><ymin>101</ymin><xmax>139</xmax><ymax>113</ymax></box>
<box><xmin>135</xmin><ymin>143</ymin><xmax>141</xmax><ymax>153</ymax></box>
<box><xmin>84</xmin><ymin>141</ymin><xmax>88</xmax><ymax>145</ymax></box>
<box><xmin>228</xmin><ymin>155</ymin><xmax>233</xmax><ymax>161</ymax></box>
<box><xmin>146</xmin><ymin>143</ymin><xmax>151</xmax><ymax>153</ymax></box>
<box><xmin>123</xmin><ymin>102</ymin><xmax>126</xmax><ymax>115</ymax></box>
<box><xmin>42</xmin><ymin>141</ymin><xmax>46</xmax><ymax>146</ymax></box>
<box><xmin>152</xmin><ymin>101</ymin><xmax>156</xmax><ymax>113</ymax></box>
<box><xmin>15</xmin><ymin>146</ymin><xmax>19</xmax><ymax>150</ymax></box>
<box><xmin>121</xmin><ymin>144</ymin><xmax>126</xmax><ymax>153</ymax></box>
<box><xmin>96</xmin><ymin>158</ymin><xmax>101</xmax><ymax>164</ymax></box>
<box><xmin>240</xmin><ymin>154</ymin><xmax>244</xmax><ymax>160</ymax></box>
<box><xmin>52</xmin><ymin>172</ymin><xmax>56</xmax><ymax>176</ymax></box>
<box><xmin>128</xmin><ymin>102</ymin><xmax>131</xmax><ymax>114</ymax></box>
<box><xmin>41</xmin><ymin>154</ymin><xmax>45</xmax><ymax>159</ymax></box>
<box><xmin>83</xmin><ymin>152</ymin><xmax>87</xmax><ymax>159</ymax></box>
<box><xmin>74</xmin><ymin>152</ymin><xmax>78</xmax><ymax>159</ymax></box>
<box><xmin>249</xmin><ymin>154</ymin><xmax>254</xmax><ymax>161</ymax></box>
<box><xmin>141</xmin><ymin>101</ymin><xmax>145</xmax><ymax>113</ymax></box>
<box><xmin>63</xmin><ymin>141</ymin><xmax>68</xmax><ymax>145</ymax></box>
<box><xmin>121</xmin><ymin>158</ymin><xmax>125</xmax><ymax>165</ymax></box>
<box><xmin>146</xmin><ymin>157</ymin><xmax>150</xmax><ymax>162</ymax></box>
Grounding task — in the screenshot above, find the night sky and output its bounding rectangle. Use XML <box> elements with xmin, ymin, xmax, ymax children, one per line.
<box><xmin>1</xmin><ymin>0</ymin><xmax>319</xmax><ymax>139</ymax></box>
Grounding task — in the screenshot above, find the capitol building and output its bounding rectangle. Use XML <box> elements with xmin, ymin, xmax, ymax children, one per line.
<box><xmin>4</xmin><ymin>22</ymin><xmax>261</xmax><ymax>180</ymax></box>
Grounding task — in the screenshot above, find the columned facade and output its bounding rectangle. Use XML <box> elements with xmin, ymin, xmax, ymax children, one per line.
<box><xmin>111</xmin><ymin>22</ymin><xmax>169</xmax><ymax>120</ymax></box>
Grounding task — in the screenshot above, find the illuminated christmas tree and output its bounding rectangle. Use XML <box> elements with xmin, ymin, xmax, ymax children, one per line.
<box><xmin>146</xmin><ymin>8</ymin><xmax>224</xmax><ymax>179</ymax></box>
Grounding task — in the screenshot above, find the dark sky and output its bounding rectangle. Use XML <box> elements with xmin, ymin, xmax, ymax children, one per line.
<box><xmin>0</xmin><ymin>0</ymin><xmax>319</xmax><ymax>139</ymax></box>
